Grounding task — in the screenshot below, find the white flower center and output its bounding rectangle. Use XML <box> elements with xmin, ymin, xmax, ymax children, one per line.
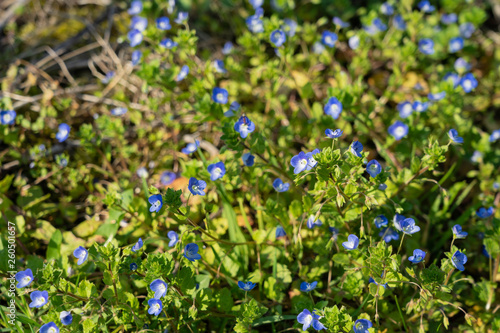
<box><xmin>217</xmin><ymin>93</ymin><xmax>223</xmax><ymax>101</ymax></box>
<box><xmin>463</xmin><ymin>80</ymin><xmax>471</xmax><ymax>90</ymax></box>
<box><xmin>299</xmin><ymin>159</ymin><xmax>307</xmax><ymax>167</ymax></box>
<box><xmin>395</xmin><ymin>127</ymin><xmax>405</xmax><ymax>137</ymax></box>
<box><xmin>304</xmin><ymin>314</ymin><xmax>313</xmax><ymax>325</ymax></box>
<box><xmin>325</xmin><ymin>36</ymin><xmax>332</xmax><ymax>44</ymax></box>
<box><xmin>3</xmin><ymin>114</ymin><xmax>11</xmax><ymax>122</ymax></box>
<box><xmin>23</xmin><ymin>276</ymin><xmax>31</xmax><ymax>282</ymax></box>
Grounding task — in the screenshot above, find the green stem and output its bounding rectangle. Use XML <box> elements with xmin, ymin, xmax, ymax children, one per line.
<box><xmin>397</xmin><ymin>233</ymin><xmax>406</xmax><ymax>255</ymax></box>
<box><xmin>394</xmin><ymin>295</ymin><xmax>408</xmax><ymax>332</ymax></box>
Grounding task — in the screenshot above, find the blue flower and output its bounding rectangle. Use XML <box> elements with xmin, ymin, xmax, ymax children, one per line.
<box><xmin>300</xmin><ymin>281</ymin><xmax>318</xmax><ymax>292</ymax></box>
<box><xmin>333</xmin><ymin>17</ymin><xmax>350</xmax><ymax>28</ymax></box>
<box><xmin>234</xmin><ymin>116</ymin><xmax>256</xmax><ymax>138</ymax></box>
<box><xmin>132</xmin><ymin>238</ymin><xmax>143</xmax><ymax>252</ymax></box>
<box><xmin>183</xmin><ymin>243</ymin><xmax>202</xmax><ymax>261</ymax></box>
<box><xmin>312</xmin><ymin>41</ymin><xmax>326</xmax><ymax>54</ymax></box>
<box><xmin>276</xmin><ymin>226</ymin><xmax>286</xmax><ymax>238</ymax></box>
<box><xmin>131</xmin><ymin>16</ymin><xmax>148</xmax><ymax>32</ymax></box>
<box><xmin>483</xmin><ymin>245</ymin><xmax>490</xmax><ymax>258</ymax></box>
<box><xmin>238</xmin><ymin>281</ymin><xmax>256</xmax><ymax>291</ymax></box>
<box><xmin>159</xmin><ymin>38</ymin><xmax>178</xmax><ymax>49</ymax></box>
<box><xmin>441</xmin><ymin>13</ymin><xmax>457</xmax><ymax>25</ymax></box>
<box><xmin>161</xmin><ymin>171</ymin><xmax>177</xmax><ymax>186</ymax></box>
<box><xmin>148</xmin><ymin>194</ymin><xmax>163</xmax><ymax>213</ymax></box>
<box><xmin>448</xmin><ymin>129</ymin><xmax>464</xmax><ymax>144</ymax></box>
<box><xmin>342</xmin><ymin>234</ymin><xmax>359</xmax><ymax>250</ymax></box>
<box><xmin>306</xmin><ymin>149</ymin><xmax>320</xmax><ymax>170</ymax></box>
<box><xmin>176</xmin><ymin>65</ymin><xmax>189</xmax><ymax>82</ymax></box>
<box><xmin>455</xmin><ymin>58</ymin><xmax>471</xmax><ymax>73</ymax></box>
<box><xmin>213</xmin><ymin>60</ymin><xmax>227</xmax><ymax>74</ymax></box>
<box><xmin>418</xmin><ymin>0</ymin><xmax>435</xmax><ymax>12</ymax></box>
<box><xmin>477</xmin><ymin>207</ymin><xmax>494</xmax><ymax>218</ymax></box>
<box><xmin>249</xmin><ymin>0</ymin><xmax>263</xmax><ymax>9</ymax></box>
<box><xmin>167</xmin><ymin>231</ymin><xmax>179</xmax><ymax>247</ymax></box>
<box><xmin>270</xmin><ymin>29</ymin><xmax>286</xmax><ymax>47</ymax></box>
<box><xmin>290</xmin><ymin>151</ymin><xmax>309</xmax><ymax>174</ymax></box>
<box><xmin>459</xmin><ymin>22</ymin><xmax>475</xmax><ymax>38</ymax></box>
<box><xmin>400</xmin><ymin>218</ymin><xmax>420</xmax><ymax>235</ymax></box>
<box><xmin>242</xmin><ymin>153</ymin><xmax>255</xmax><ymax>166</ymax></box>
<box><xmin>73</xmin><ymin>246</ymin><xmax>88</xmax><ymax>265</ymax></box>
<box><xmin>297</xmin><ymin>309</ymin><xmax>314</xmax><ymax>331</ymax></box>
<box><xmin>366</xmin><ymin>160</ymin><xmax>382</xmax><ymax>178</ymax></box>
<box><xmin>408</xmin><ymin>249</ymin><xmax>426</xmax><ymax>264</ymax></box>
<box><xmin>60</xmin><ymin>311</ymin><xmax>72</xmax><ymax>326</ymax></box>
<box><xmin>393</xmin><ymin>14</ymin><xmax>406</xmax><ymax>30</ymax></box>
<box><xmin>222</xmin><ymin>42</ymin><xmax>233</xmax><ymax>55</ymax></box>
<box><xmin>181</xmin><ymin>140</ymin><xmax>200</xmax><ymax>154</ymax></box>
<box><xmin>246</xmin><ymin>11</ymin><xmax>264</xmax><ymax>33</ymax></box>
<box><xmin>350</xmin><ymin>141</ymin><xmax>363</xmax><ymax>157</ymax></box>
<box><xmin>188</xmin><ymin>177</ymin><xmax>207</xmax><ymax>196</ymax></box>
<box><xmin>353</xmin><ymin>319</ymin><xmax>373</xmax><ymax>333</ymax></box>
<box><xmin>419</xmin><ymin>39</ymin><xmax>434</xmax><ymax>55</ymax></box>
<box><xmin>380</xmin><ymin>2</ymin><xmax>394</xmax><ymax>15</ymax></box>
<box><xmin>490</xmin><ymin>130</ymin><xmax>500</xmax><ymax>142</ymax></box>
<box><xmin>443</xmin><ymin>72</ymin><xmax>460</xmax><ymax>87</ymax></box>
<box><xmin>324</xmin><ymin>97</ymin><xmax>342</xmax><ymax>119</ymax></box>
<box><xmin>128</xmin><ymin>29</ymin><xmax>143</xmax><ymax>47</ymax></box>
<box><xmin>307</xmin><ymin>215</ymin><xmax>322</xmax><ymax>229</ymax></box>
<box><xmin>212</xmin><ymin>87</ymin><xmax>228</xmax><ymax>104</ymax></box>
<box><xmin>321</xmin><ymin>31</ymin><xmax>338</xmax><ymax>48</ymax></box>
<box><xmin>128</xmin><ymin>1</ymin><xmax>142</xmax><ymax>15</ymax></box>
<box><xmin>325</xmin><ymin>129</ymin><xmax>343</xmax><ymax>139</ymax></box>
<box><xmin>460</xmin><ymin>73</ymin><xmax>478</xmax><ymax>93</ymax></box>
<box><xmin>148</xmin><ymin>298</ymin><xmax>163</xmax><ymax>316</ymax></box>
<box><xmin>449</xmin><ymin>37</ymin><xmax>464</xmax><ymax>53</ymax></box>
<box><xmin>207</xmin><ymin>162</ymin><xmax>226</xmax><ymax>181</ymax></box>
<box><xmin>349</xmin><ymin>35</ymin><xmax>360</xmax><ymax>50</ymax></box>
<box><xmin>15</xmin><ymin>269</ymin><xmax>33</xmax><ymax>288</ymax></box>
<box><xmin>282</xmin><ymin>19</ymin><xmax>297</xmax><ymax>37</ymax></box>
<box><xmin>101</xmin><ymin>71</ymin><xmax>114</xmax><ymax>84</ymax></box>
<box><xmin>29</xmin><ymin>290</ymin><xmax>49</xmax><ymax>308</ymax></box>
<box><xmin>312</xmin><ymin>311</ymin><xmax>326</xmax><ymax>330</ymax></box>
<box><xmin>471</xmin><ymin>150</ymin><xmax>483</xmax><ymax>163</ymax></box>
<box><xmin>452</xmin><ymin>225</ymin><xmax>468</xmax><ymax>239</ymax></box>
<box><xmin>388</xmin><ymin>121</ymin><xmax>408</xmax><ymax>140</ymax></box>
<box><xmin>273</xmin><ymin>178</ymin><xmax>290</xmax><ymax>192</ymax></box>
<box><xmin>379</xmin><ymin>183</ymin><xmax>387</xmax><ymax>191</ymax></box>
<box><xmin>379</xmin><ymin>227</ymin><xmax>399</xmax><ymax>243</ymax></box>
<box><xmin>412</xmin><ymin>101</ymin><xmax>429</xmax><ymax>112</ymax></box>
<box><xmin>40</xmin><ymin>322</ymin><xmax>59</xmax><ymax>333</ymax></box>
<box><xmin>111</xmin><ymin>107</ymin><xmax>127</xmax><ymax>116</ymax></box>
<box><xmin>175</xmin><ymin>11</ymin><xmax>188</xmax><ymax>24</ymax></box>
<box><xmin>0</xmin><ymin>110</ymin><xmax>16</xmax><ymax>125</ymax></box>
<box><xmin>372</xmin><ymin>18</ymin><xmax>387</xmax><ymax>32</ymax></box>
<box><xmin>130</xmin><ymin>263</ymin><xmax>138</xmax><ymax>270</ymax></box>
<box><xmin>374</xmin><ymin>215</ymin><xmax>388</xmax><ymax>228</ymax></box>
<box><xmin>329</xmin><ymin>227</ymin><xmax>339</xmax><ymax>240</ymax></box>
<box><xmin>397</xmin><ymin>102</ymin><xmax>413</xmax><ymax>118</ymax></box>
<box><xmin>150</xmin><ymin>279</ymin><xmax>168</xmax><ymax>299</ymax></box>
<box><xmin>393</xmin><ymin>214</ymin><xmax>406</xmax><ymax>231</ymax></box>
<box><xmin>225</xmin><ymin>101</ymin><xmax>240</xmax><ymax>117</ymax></box>
<box><xmin>428</xmin><ymin>91</ymin><xmax>446</xmax><ymax>101</ymax></box>
<box><xmin>451</xmin><ymin>250</ymin><xmax>468</xmax><ymax>271</ymax></box>
<box><xmin>56</xmin><ymin>123</ymin><xmax>70</xmax><ymax>142</ymax></box>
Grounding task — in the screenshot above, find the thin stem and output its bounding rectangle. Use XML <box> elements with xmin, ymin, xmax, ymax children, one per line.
<box><xmin>397</xmin><ymin>233</ymin><xmax>406</xmax><ymax>255</ymax></box>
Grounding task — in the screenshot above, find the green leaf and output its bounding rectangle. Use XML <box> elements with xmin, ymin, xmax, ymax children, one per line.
<box><xmin>46</xmin><ymin>229</ymin><xmax>62</xmax><ymax>260</ymax></box>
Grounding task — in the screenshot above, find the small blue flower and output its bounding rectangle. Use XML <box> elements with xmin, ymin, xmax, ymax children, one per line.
<box><xmin>397</xmin><ymin>102</ymin><xmax>413</xmax><ymax>118</ymax></box>
<box><xmin>246</xmin><ymin>11</ymin><xmax>264</xmax><ymax>33</ymax></box>
<box><xmin>374</xmin><ymin>215</ymin><xmax>388</xmax><ymax>228</ymax></box>
<box><xmin>270</xmin><ymin>29</ymin><xmax>286</xmax><ymax>47</ymax></box>
<box><xmin>282</xmin><ymin>19</ymin><xmax>297</xmax><ymax>37</ymax></box>
<box><xmin>333</xmin><ymin>17</ymin><xmax>350</xmax><ymax>28</ymax></box>
<box><xmin>372</xmin><ymin>18</ymin><xmax>387</xmax><ymax>32</ymax></box>
<box><xmin>483</xmin><ymin>245</ymin><xmax>491</xmax><ymax>258</ymax></box>
<box><xmin>443</xmin><ymin>72</ymin><xmax>460</xmax><ymax>87</ymax></box>
<box><xmin>460</xmin><ymin>22</ymin><xmax>475</xmax><ymax>38</ymax></box>
<box><xmin>455</xmin><ymin>58</ymin><xmax>471</xmax><ymax>73</ymax></box>
<box><xmin>312</xmin><ymin>311</ymin><xmax>326</xmax><ymax>330</ymax></box>
<box><xmin>452</xmin><ymin>225</ymin><xmax>468</xmax><ymax>239</ymax></box>
<box><xmin>419</xmin><ymin>39</ymin><xmax>434</xmax><ymax>55</ymax></box>
<box><xmin>148</xmin><ymin>298</ymin><xmax>163</xmax><ymax>316</ymax></box>
<box><xmin>132</xmin><ymin>238</ymin><xmax>143</xmax><ymax>252</ymax></box>
<box><xmin>15</xmin><ymin>269</ymin><xmax>33</xmax><ymax>288</ymax></box>
<box><xmin>412</xmin><ymin>101</ymin><xmax>429</xmax><ymax>113</ymax></box>
<box><xmin>307</xmin><ymin>215</ymin><xmax>322</xmax><ymax>229</ymax></box>
<box><xmin>418</xmin><ymin>0</ymin><xmax>435</xmax><ymax>12</ymax></box>
<box><xmin>101</xmin><ymin>71</ymin><xmax>115</xmax><ymax>83</ymax></box>
<box><xmin>348</xmin><ymin>35</ymin><xmax>360</xmax><ymax>50</ymax></box>
<box><xmin>400</xmin><ymin>218</ymin><xmax>420</xmax><ymax>235</ymax></box>
<box><xmin>159</xmin><ymin>38</ymin><xmax>178</xmax><ymax>49</ymax></box>
<box><xmin>130</xmin><ymin>263</ymin><xmax>138</xmax><ymax>271</ymax></box>
<box><xmin>238</xmin><ymin>281</ymin><xmax>256</xmax><ymax>291</ymax></box>
<box><xmin>175</xmin><ymin>12</ymin><xmax>188</xmax><ymax>24</ymax></box>
<box><xmin>448</xmin><ymin>129</ymin><xmax>464</xmax><ymax>144</ymax></box>
<box><xmin>321</xmin><ymin>31</ymin><xmax>338</xmax><ymax>48</ymax></box>
<box><xmin>73</xmin><ymin>246</ymin><xmax>88</xmax><ymax>265</ymax></box>
<box><xmin>477</xmin><ymin>207</ymin><xmax>494</xmax><ymax>218</ymax></box>
<box><xmin>441</xmin><ymin>13</ymin><xmax>457</xmax><ymax>25</ymax></box>
<box><xmin>366</xmin><ymin>160</ymin><xmax>382</xmax><ymax>178</ymax></box>
<box><xmin>225</xmin><ymin>101</ymin><xmax>240</xmax><ymax>117</ymax></box>
<box><xmin>242</xmin><ymin>153</ymin><xmax>255</xmax><ymax>166</ymax></box>
<box><xmin>128</xmin><ymin>1</ymin><xmax>143</xmax><ymax>15</ymax></box>
<box><xmin>325</xmin><ymin>129</ymin><xmax>343</xmax><ymax>139</ymax></box>
<box><xmin>449</xmin><ymin>37</ymin><xmax>464</xmax><ymax>53</ymax></box>
<box><xmin>329</xmin><ymin>227</ymin><xmax>339</xmax><ymax>240</ymax></box>
<box><xmin>249</xmin><ymin>0</ymin><xmax>263</xmax><ymax>9</ymax></box>
<box><xmin>290</xmin><ymin>151</ymin><xmax>309</xmax><ymax>174</ymax></box>
<box><xmin>0</xmin><ymin>110</ymin><xmax>16</xmax><ymax>125</ymax></box>
<box><xmin>297</xmin><ymin>309</ymin><xmax>314</xmax><ymax>331</ymax></box>
<box><xmin>183</xmin><ymin>243</ymin><xmax>202</xmax><ymax>261</ymax></box>
<box><xmin>213</xmin><ymin>60</ymin><xmax>227</xmax><ymax>74</ymax></box>
<box><xmin>306</xmin><ymin>149</ymin><xmax>320</xmax><ymax>170</ymax></box>
<box><xmin>324</xmin><ymin>97</ymin><xmax>342</xmax><ymax>119</ymax></box>
<box><xmin>379</xmin><ymin>183</ymin><xmax>387</xmax><ymax>190</ymax></box>
<box><xmin>428</xmin><ymin>91</ymin><xmax>446</xmax><ymax>101</ymax></box>
<box><xmin>393</xmin><ymin>214</ymin><xmax>406</xmax><ymax>231</ymax></box>
<box><xmin>379</xmin><ymin>227</ymin><xmax>399</xmax><ymax>243</ymax></box>
<box><xmin>56</xmin><ymin>123</ymin><xmax>70</xmax><ymax>142</ymax></box>
<box><xmin>176</xmin><ymin>65</ymin><xmax>189</xmax><ymax>82</ymax></box>
<box><xmin>354</xmin><ymin>319</ymin><xmax>373</xmax><ymax>333</ymax></box>
<box><xmin>60</xmin><ymin>311</ymin><xmax>72</xmax><ymax>326</ymax></box>
<box><xmin>273</xmin><ymin>178</ymin><xmax>290</xmax><ymax>192</ymax></box>
<box><xmin>380</xmin><ymin>2</ymin><xmax>394</xmax><ymax>15</ymax></box>
<box><xmin>212</xmin><ymin>87</ymin><xmax>229</xmax><ymax>104</ymax></box>
<box><xmin>460</xmin><ymin>73</ymin><xmax>478</xmax><ymax>93</ymax></box>
<box><xmin>393</xmin><ymin>14</ymin><xmax>406</xmax><ymax>30</ymax></box>
<box><xmin>342</xmin><ymin>234</ymin><xmax>359</xmax><ymax>250</ymax></box>
<box><xmin>150</xmin><ymin>279</ymin><xmax>168</xmax><ymax>299</ymax></box>
<box><xmin>350</xmin><ymin>141</ymin><xmax>363</xmax><ymax>157</ymax></box>
<box><xmin>490</xmin><ymin>130</ymin><xmax>500</xmax><ymax>142</ymax></box>
<box><xmin>408</xmin><ymin>249</ymin><xmax>426</xmax><ymax>264</ymax></box>
<box><xmin>29</xmin><ymin>290</ymin><xmax>49</xmax><ymax>308</ymax></box>
<box><xmin>300</xmin><ymin>281</ymin><xmax>318</xmax><ymax>292</ymax></box>
<box><xmin>388</xmin><ymin>121</ymin><xmax>408</xmax><ymax>140</ymax></box>
<box><xmin>128</xmin><ymin>29</ymin><xmax>143</xmax><ymax>47</ymax></box>
<box><xmin>111</xmin><ymin>107</ymin><xmax>127</xmax><ymax>116</ymax></box>
<box><xmin>276</xmin><ymin>226</ymin><xmax>286</xmax><ymax>238</ymax></box>
<box><xmin>451</xmin><ymin>250</ymin><xmax>467</xmax><ymax>271</ymax></box>
<box><xmin>222</xmin><ymin>42</ymin><xmax>233</xmax><ymax>54</ymax></box>
<box><xmin>181</xmin><ymin>140</ymin><xmax>200</xmax><ymax>154</ymax></box>
<box><xmin>188</xmin><ymin>177</ymin><xmax>207</xmax><ymax>196</ymax></box>
<box><xmin>167</xmin><ymin>231</ymin><xmax>179</xmax><ymax>247</ymax></box>
<box><xmin>207</xmin><ymin>161</ymin><xmax>226</xmax><ymax>181</ymax></box>
<box><xmin>131</xmin><ymin>16</ymin><xmax>148</xmax><ymax>32</ymax></box>
<box><xmin>234</xmin><ymin>116</ymin><xmax>256</xmax><ymax>138</ymax></box>
<box><xmin>471</xmin><ymin>150</ymin><xmax>483</xmax><ymax>163</ymax></box>
<box><xmin>161</xmin><ymin>171</ymin><xmax>177</xmax><ymax>186</ymax></box>
<box><xmin>312</xmin><ymin>41</ymin><xmax>326</xmax><ymax>54</ymax></box>
<box><xmin>148</xmin><ymin>194</ymin><xmax>163</xmax><ymax>213</ymax></box>
<box><xmin>40</xmin><ymin>322</ymin><xmax>59</xmax><ymax>333</ymax></box>
<box><xmin>137</xmin><ymin>166</ymin><xmax>148</xmax><ymax>178</ymax></box>
<box><xmin>156</xmin><ymin>17</ymin><xmax>171</xmax><ymax>30</ymax></box>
